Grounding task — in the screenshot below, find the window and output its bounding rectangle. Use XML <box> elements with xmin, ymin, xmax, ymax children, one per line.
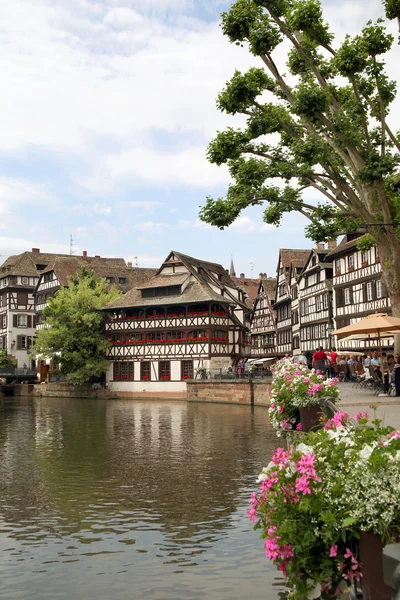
<box><xmin>168</xmin><ymin>331</ymin><xmax>186</xmax><ymax>342</ymax></box>
<box><xmin>1</xmin><ymin>315</ymin><xmax>6</xmax><ymax>329</ymax></box>
<box><xmin>17</xmin><ymin>292</ymin><xmax>28</xmax><ymax>305</ymax></box>
<box><xmin>146</xmin><ymin>332</ymin><xmax>165</xmax><ymax>343</ymax></box>
<box><xmin>291</xmin><ymin>286</ymin><xmax>298</xmax><ymax>300</ymax></box>
<box><xmin>262</xmin><ymin>333</ymin><xmax>274</xmax><ymax>347</ymax></box>
<box><xmin>159</xmin><ymin>361</ymin><xmax>170</xmax><ymax>380</ymax></box>
<box><xmin>376</xmin><ymin>280</ymin><xmax>383</xmax><ymax>299</ymax></box>
<box><xmin>278</xmin><ymin>284</ymin><xmax>286</xmax><ymax>297</ymax></box>
<box><xmin>17</xmin><ymin>315</ymin><xmax>28</xmax><ymax>327</ymax></box>
<box><xmin>113</xmin><ymin>362</ymin><xmax>121</xmax><ymax>380</ymax></box>
<box><xmin>181</xmin><ymin>360</ymin><xmax>193</xmax><ymax>380</ymax></box>
<box><xmin>188</xmin><ymin>330</ymin><xmax>208</xmax><ymax>341</ymax></box>
<box><xmin>43</xmin><ymin>272</ymin><xmax>53</xmax><ymax>283</ymax></box>
<box><xmin>142</xmin><ymin>286</ymin><xmax>181</xmax><ymax>298</ymax></box>
<box><xmin>21</xmin><ymin>277</ymin><xmax>29</xmax><ymax>285</ymax></box>
<box><xmin>118</xmin><ymin>362</ymin><xmax>134</xmax><ymax>380</ymax></box>
<box><xmin>323</xmin><ymin>294</ymin><xmax>329</xmax><ymax>310</ymax></box>
<box><xmin>361</xmin><ymin>250</ymin><xmax>369</xmax><ymax>265</ymax></box>
<box><xmin>366</xmin><ymin>281</ymin><xmax>374</xmax><ymax>301</ymax></box>
<box><xmin>106</xmin><ymin>277</ymin><xmax>113</xmax><ymax>284</ymax></box>
<box><xmin>17</xmin><ymin>336</ymin><xmax>33</xmax><ymax>350</ymax></box>
<box><xmin>316</xmin><ymin>295</ymin><xmax>322</xmax><ymax>312</ymax></box>
<box><xmin>293</xmin><ymin>336</ymin><xmax>300</xmax><ymax>350</ymax></box>
<box><xmin>348</xmin><ymin>255</ymin><xmax>354</xmax><ymax>269</ymax></box>
<box><xmin>344</xmin><ymin>288</ymin><xmax>351</xmax><ymax>305</ymax></box>
<box><xmin>141</xmin><ymin>362</ymin><xmax>151</xmax><ymax>380</ymax></box>
<box><xmin>36</xmin><ymin>264</ymin><xmax>46</xmax><ymax>271</ymax></box>
<box><xmin>211</xmin><ymin>330</ymin><xmax>229</xmax><ymax>342</ymax></box>
<box><xmin>292</xmin><ymin>310</ymin><xmax>299</xmax><ymax>325</ymax></box>
<box><xmin>119</xmin><ymin>277</ymin><xmax>127</xmax><ymax>285</ymax></box>
<box><xmin>335</xmin><ymin>259</ymin><xmax>341</xmax><ymax>273</ymax></box>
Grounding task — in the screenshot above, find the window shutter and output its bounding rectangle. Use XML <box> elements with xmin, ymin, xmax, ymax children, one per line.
<box><xmin>13</xmin><ymin>315</ymin><xmax>17</xmax><ymax>327</ymax></box>
<box><xmin>336</xmin><ymin>289</ymin><xmax>343</xmax><ymax>308</ymax></box>
<box><xmin>27</xmin><ymin>315</ymin><xmax>32</xmax><ymax>328</ymax></box>
<box><xmin>349</xmin><ymin>288</ymin><xmax>354</xmax><ymax>304</ymax></box>
<box><xmin>381</xmin><ymin>280</ymin><xmax>387</xmax><ymax>297</ymax></box>
<box><xmin>362</xmin><ymin>284</ymin><xmax>367</xmax><ymax>303</ymax></box>
<box><xmin>32</xmin><ymin>315</ymin><xmax>36</xmax><ymax>328</ymax></box>
<box><xmin>371</xmin><ymin>281</ymin><xmax>377</xmax><ymax>300</ymax></box>
<box><xmin>17</xmin><ymin>336</ymin><xmax>22</xmax><ymax>350</ymax></box>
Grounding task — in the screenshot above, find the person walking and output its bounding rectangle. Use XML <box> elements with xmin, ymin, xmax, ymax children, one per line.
<box><xmin>394</xmin><ymin>354</ymin><xmax>400</xmax><ymax>396</ymax></box>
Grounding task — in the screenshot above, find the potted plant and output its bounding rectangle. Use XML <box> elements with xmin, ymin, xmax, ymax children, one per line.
<box><xmin>269</xmin><ymin>359</ymin><xmax>339</xmax><ymax>435</ymax></box>
<box><xmin>196</xmin><ymin>367</ymin><xmax>207</xmax><ymax>380</ymax></box>
<box><xmin>249</xmin><ymin>411</ymin><xmax>396</xmax><ymax>600</ymax></box>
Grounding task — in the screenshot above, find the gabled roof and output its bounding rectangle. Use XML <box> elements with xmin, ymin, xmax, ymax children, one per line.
<box><xmin>279</xmin><ymin>249</ymin><xmax>310</xmax><ymax>270</ymax></box>
<box><xmin>103</xmin><ymin>250</ymin><xmax>247</xmax><ymax>311</ymax></box>
<box><xmin>231</xmin><ymin>276</ymin><xmax>260</xmax><ymax>301</ymax></box>
<box><xmin>34</xmin><ymin>256</ymin><xmax>156</xmax><ymax>294</ymax></box>
<box><xmin>256</xmin><ymin>276</ymin><xmax>276</xmax><ymax>301</ymax></box>
<box><xmin>326</xmin><ymin>235</ymin><xmax>360</xmax><ymax>258</ymax></box>
<box><xmin>0</xmin><ymin>251</ymin><xmax>72</xmax><ymax>278</ymax></box>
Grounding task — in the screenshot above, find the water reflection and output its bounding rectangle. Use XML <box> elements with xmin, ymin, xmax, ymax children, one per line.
<box><xmin>0</xmin><ymin>398</ymin><xmax>286</xmax><ymax>599</ymax></box>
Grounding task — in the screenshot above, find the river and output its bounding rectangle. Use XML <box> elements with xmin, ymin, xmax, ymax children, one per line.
<box><xmin>0</xmin><ymin>397</ymin><xmax>286</xmax><ymax>600</ymax></box>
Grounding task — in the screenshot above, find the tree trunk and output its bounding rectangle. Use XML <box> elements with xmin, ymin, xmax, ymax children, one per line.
<box><xmin>375</xmin><ymin>234</ymin><xmax>400</xmax><ymax>352</ymax></box>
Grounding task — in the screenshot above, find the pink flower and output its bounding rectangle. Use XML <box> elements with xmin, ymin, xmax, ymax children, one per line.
<box><xmin>355</xmin><ymin>411</ymin><xmax>369</xmax><ymax>421</ymax></box>
<box><xmin>278</xmin><ymin>406</ymin><xmax>284</xmax><ymax>414</ymax></box>
<box><xmin>296</xmin><ymin>423</ymin><xmax>303</xmax><ymax>431</ymax></box>
<box><xmin>330</xmin><ymin>545</ymin><xmax>338</xmax><ymax>558</ymax></box>
<box><xmin>295</xmin><ymin>474</ymin><xmax>312</xmax><ymax>495</ymax></box>
<box><xmin>388</xmin><ymin>431</ymin><xmax>400</xmax><ymax>440</ymax></box>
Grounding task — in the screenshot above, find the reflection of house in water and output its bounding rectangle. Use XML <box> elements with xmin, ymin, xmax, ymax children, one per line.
<box><xmin>0</xmin><ymin>399</ymin><xmax>278</xmax><ymax>562</ymax></box>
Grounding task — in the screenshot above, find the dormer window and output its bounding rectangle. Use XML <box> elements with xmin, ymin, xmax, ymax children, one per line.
<box><xmin>142</xmin><ymin>285</ymin><xmax>181</xmax><ymax>298</ymax></box>
<box><xmin>106</xmin><ymin>277</ymin><xmax>113</xmax><ymax>284</ymax></box>
<box><xmin>36</xmin><ymin>264</ymin><xmax>46</xmax><ymax>271</ymax></box>
<box><xmin>119</xmin><ymin>277</ymin><xmax>127</xmax><ymax>284</ymax></box>
<box><xmin>44</xmin><ymin>272</ymin><xmax>53</xmax><ymax>283</ymax></box>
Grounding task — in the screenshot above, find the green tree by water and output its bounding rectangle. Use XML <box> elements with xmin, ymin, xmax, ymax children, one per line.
<box><xmin>0</xmin><ymin>351</ymin><xmax>15</xmax><ymax>370</ymax></box>
<box><xmin>33</xmin><ymin>268</ymin><xmax>121</xmax><ymax>385</ymax></box>
<box><xmin>199</xmin><ymin>0</ymin><xmax>400</xmax><ymax>315</ymax></box>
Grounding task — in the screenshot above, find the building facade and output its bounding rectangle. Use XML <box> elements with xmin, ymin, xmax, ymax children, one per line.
<box><xmin>298</xmin><ymin>244</ymin><xmax>334</xmax><ymax>354</ymax></box>
<box><xmin>250</xmin><ymin>276</ymin><xmax>276</xmax><ymax>359</ymax></box>
<box><xmin>274</xmin><ymin>249</ymin><xmax>309</xmax><ymax>356</ymax></box>
<box><xmin>103</xmin><ymin>251</ymin><xmax>252</xmax><ymax>395</ymax></box>
<box><xmin>327</xmin><ymin>236</ymin><xmax>391</xmax><ymax>350</ymax></box>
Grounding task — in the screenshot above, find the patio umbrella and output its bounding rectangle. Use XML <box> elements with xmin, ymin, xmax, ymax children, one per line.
<box><xmin>334</xmin><ymin>314</ymin><xmax>400</xmax><ymax>382</ymax></box>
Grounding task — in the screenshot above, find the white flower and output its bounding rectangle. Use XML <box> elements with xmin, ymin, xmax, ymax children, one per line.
<box><xmin>307</xmin><ymin>582</ymin><xmax>321</xmax><ymax>599</ymax></box>
<box><xmin>359</xmin><ymin>445</ymin><xmax>374</xmax><ymax>461</ymax></box>
<box><xmin>296</xmin><ymin>443</ymin><xmax>314</xmax><ymax>454</ymax></box>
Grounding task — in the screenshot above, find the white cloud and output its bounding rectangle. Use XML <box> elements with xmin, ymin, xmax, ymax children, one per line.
<box><xmin>126</xmin><ymin>253</ymin><xmax>164</xmax><ymax>268</ymax></box>
<box><xmin>231</xmin><ymin>216</ymin><xmax>276</xmax><ymax>233</ymax></box>
<box><xmin>133</xmin><ymin>221</ymin><xmax>169</xmax><ymax>231</ymax></box>
<box><xmin>0</xmin><ymin>237</ymin><xmax>73</xmax><ymax>258</ymax></box>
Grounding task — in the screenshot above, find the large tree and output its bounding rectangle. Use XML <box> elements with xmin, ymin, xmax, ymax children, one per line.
<box><xmin>199</xmin><ymin>0</ymin><xmax>400</xmax><ymax>315</ymax></box>
<box><xmin>33</xmin><ymin>268</ymin><xmax>121</xmax><ymax>385</ymax></box>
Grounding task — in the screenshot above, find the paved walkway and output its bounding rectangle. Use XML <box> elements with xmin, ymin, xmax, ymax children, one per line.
<box><xmin>337</xmin><ymin>382</ymin><xmax>400</xmax><ymax>429</ymax></box>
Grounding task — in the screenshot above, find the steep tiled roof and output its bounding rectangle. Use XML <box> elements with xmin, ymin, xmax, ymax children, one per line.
<box><xmin>103</xmin><ymin>251</ymin><xmax>247</xmax><ymax>311</ymax></box>
<box><xmin>138</xmin><ymin>273</ymin><xmax>189</xmax><ymax>289</ymax></box>
<box><xmin>36</xmin><ymin>255</ymin><xmax>156</xmax><ymax>293</ymax></box>
<box><xmin>326</xmin><ymin>236</ymin><xmax>360</xmax><ymax>258</ymax></box>
<box><xmin>0</xmin><ymin>251</ymin><xmax>71</xmax><ymax>277</ymax></box>
<box><xmin>104</xmin><ymin>280</ymin><xmax>235</xmax><ymax>310</ymax></box>
<box><xmin>231</xmin><ymin>276</ymin><xmax>260</xmax><ymax>301</ymax></box>
<box><xmin>280</xmin><ymin>249</ymin><xmax>310</xmax><ymax>270</ymax></box>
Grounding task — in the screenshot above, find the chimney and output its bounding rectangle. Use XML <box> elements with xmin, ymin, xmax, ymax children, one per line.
<box><xmin>82</xmin><ymin>250</ymin><xmax>87</xmax><ymax>260</ymax></box>
<box><xmin>95</xmin><ymin>255</ymin><xmax>100</xmax><ymax>259</ymax></box>
<box><xmin>225</xmin><ymin>269</ymin><xmax>229</xmax><ymax>274</ymax></box>
<box><xmin>127</xmin><ymin>262</ymin><xmax>132</xmax><ymax>268</ymax></box>
<box><xmin>316</xmin><ymin>243</ymin><xmax>325</xmax><ymax>251</ymax></box>
<box><xmin>328</xmin><ymin>239</ymin><xmax>337</xmax><ymax>250</ymax></box>
<box><xmin>32</xmin><ymin>248</ymin><xmax>40</xmax><ymax>254</ymax></box>
<box><xmin>240</xmin><ymin>272</ymin><xmax>245</xmax><ymax>278</ymax></box>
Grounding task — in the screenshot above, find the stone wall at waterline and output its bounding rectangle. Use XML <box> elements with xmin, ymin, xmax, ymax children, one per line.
<box><xmin>33</xmin><ymin>382</ymin><xmax>113</xmax><ymax>399</ymax></box>
<box><xmin>186</xmin><ymin>380</ymin><xmax>272</xmax><ymax>406</ymax></box>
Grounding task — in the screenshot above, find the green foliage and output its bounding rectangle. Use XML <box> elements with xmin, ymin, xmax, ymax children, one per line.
<box><xmin>33</xmin><ymin>268</ymin><xmax>121</xmax><ymax>385</ymax></box>
<box><xmin>0</xmin><ymin>351</ymin><xmax>15</xmax><ymax>370</ymax></box>
<box><xmin>200</xmin><ymin>0</ymin><xmax>400</xmax><ymax>284</ymax></box>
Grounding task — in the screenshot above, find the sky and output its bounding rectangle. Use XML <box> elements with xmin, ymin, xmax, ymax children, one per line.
<box><xmin>0</xmin><ymin>0</ymin><xmax>397</xmax><ymax>278</ymax></box>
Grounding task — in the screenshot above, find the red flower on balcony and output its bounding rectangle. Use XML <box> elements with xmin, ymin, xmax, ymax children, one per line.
<box><xmin>348</xmin><ymin>265</ymin><xmax>354</xmax><ymax>272</ymax></box>
<box><xmin>142</xmin><ymin>375</ymin><xmax>149</xmax><ymax>379</ymax></box>
<box><xmin>183</xmin><ymin>375</ymin><xmax>189</xmax><ymax>379</ymax></box>
<box><xmin>160</xmin><ymin>376</ymin><xmax>170</xmax><ymax>380</ymax></box>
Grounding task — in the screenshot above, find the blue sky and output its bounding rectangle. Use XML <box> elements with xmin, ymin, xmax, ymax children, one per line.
<box><xmin>0</xmin><ymin>0</ymin><xmax>395</xmax><ymax>277</ymax></box>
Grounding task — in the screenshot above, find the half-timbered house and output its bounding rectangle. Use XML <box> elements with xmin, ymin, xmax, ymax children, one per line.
<box><xmin>298</xmin><ymin>244</ymin><xmax>334</xmax><ymax>354</ymax></box>
<box><xmin>250</xmin><ymin>276</ymin><xmax>277</xmax><ymax>359</ymax></box>
<box><xmin>103</xmin><ymin>251</ymin><xmax>252</xmax><ymax>395</ymax></box>
<box><xmin>274</xmin><ymin>249</ymin><xmax>310</xmax><ymax>356</ymax></box>
<box><xmin>34</xmin><ymin>253</ymin><xmax>156</xmax><ymax>330</ymax></box>
<box><xmin>327</xmin><ymin>235</ymin><xmax>391</xmax><ymax>350</ymax></box>
<box><xmin>0</xmin><ymin>248</ymin><xmax>60</xmax><ymax>367</ymax></box>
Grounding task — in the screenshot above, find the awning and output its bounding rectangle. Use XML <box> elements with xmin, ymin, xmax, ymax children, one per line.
<box><xmin>247</xmin><ymin>357</ymin><xmax>276</xmax><ymax>365</ymax></box>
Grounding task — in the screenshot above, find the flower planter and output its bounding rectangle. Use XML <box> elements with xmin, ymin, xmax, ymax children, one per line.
<box><xmin>299</xmin><ymin>405</ymin><xmax>322</xmax><ymax>432</ymax></box>
<box><xmin>335</xmin><ymin>270</ymin><xmax>341</xmax><ymax>276</ymax></box>
<box><xmin>359</xmin><ymin>531</ymin><xmax>391</xmax><ymax>600</ymax></box>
